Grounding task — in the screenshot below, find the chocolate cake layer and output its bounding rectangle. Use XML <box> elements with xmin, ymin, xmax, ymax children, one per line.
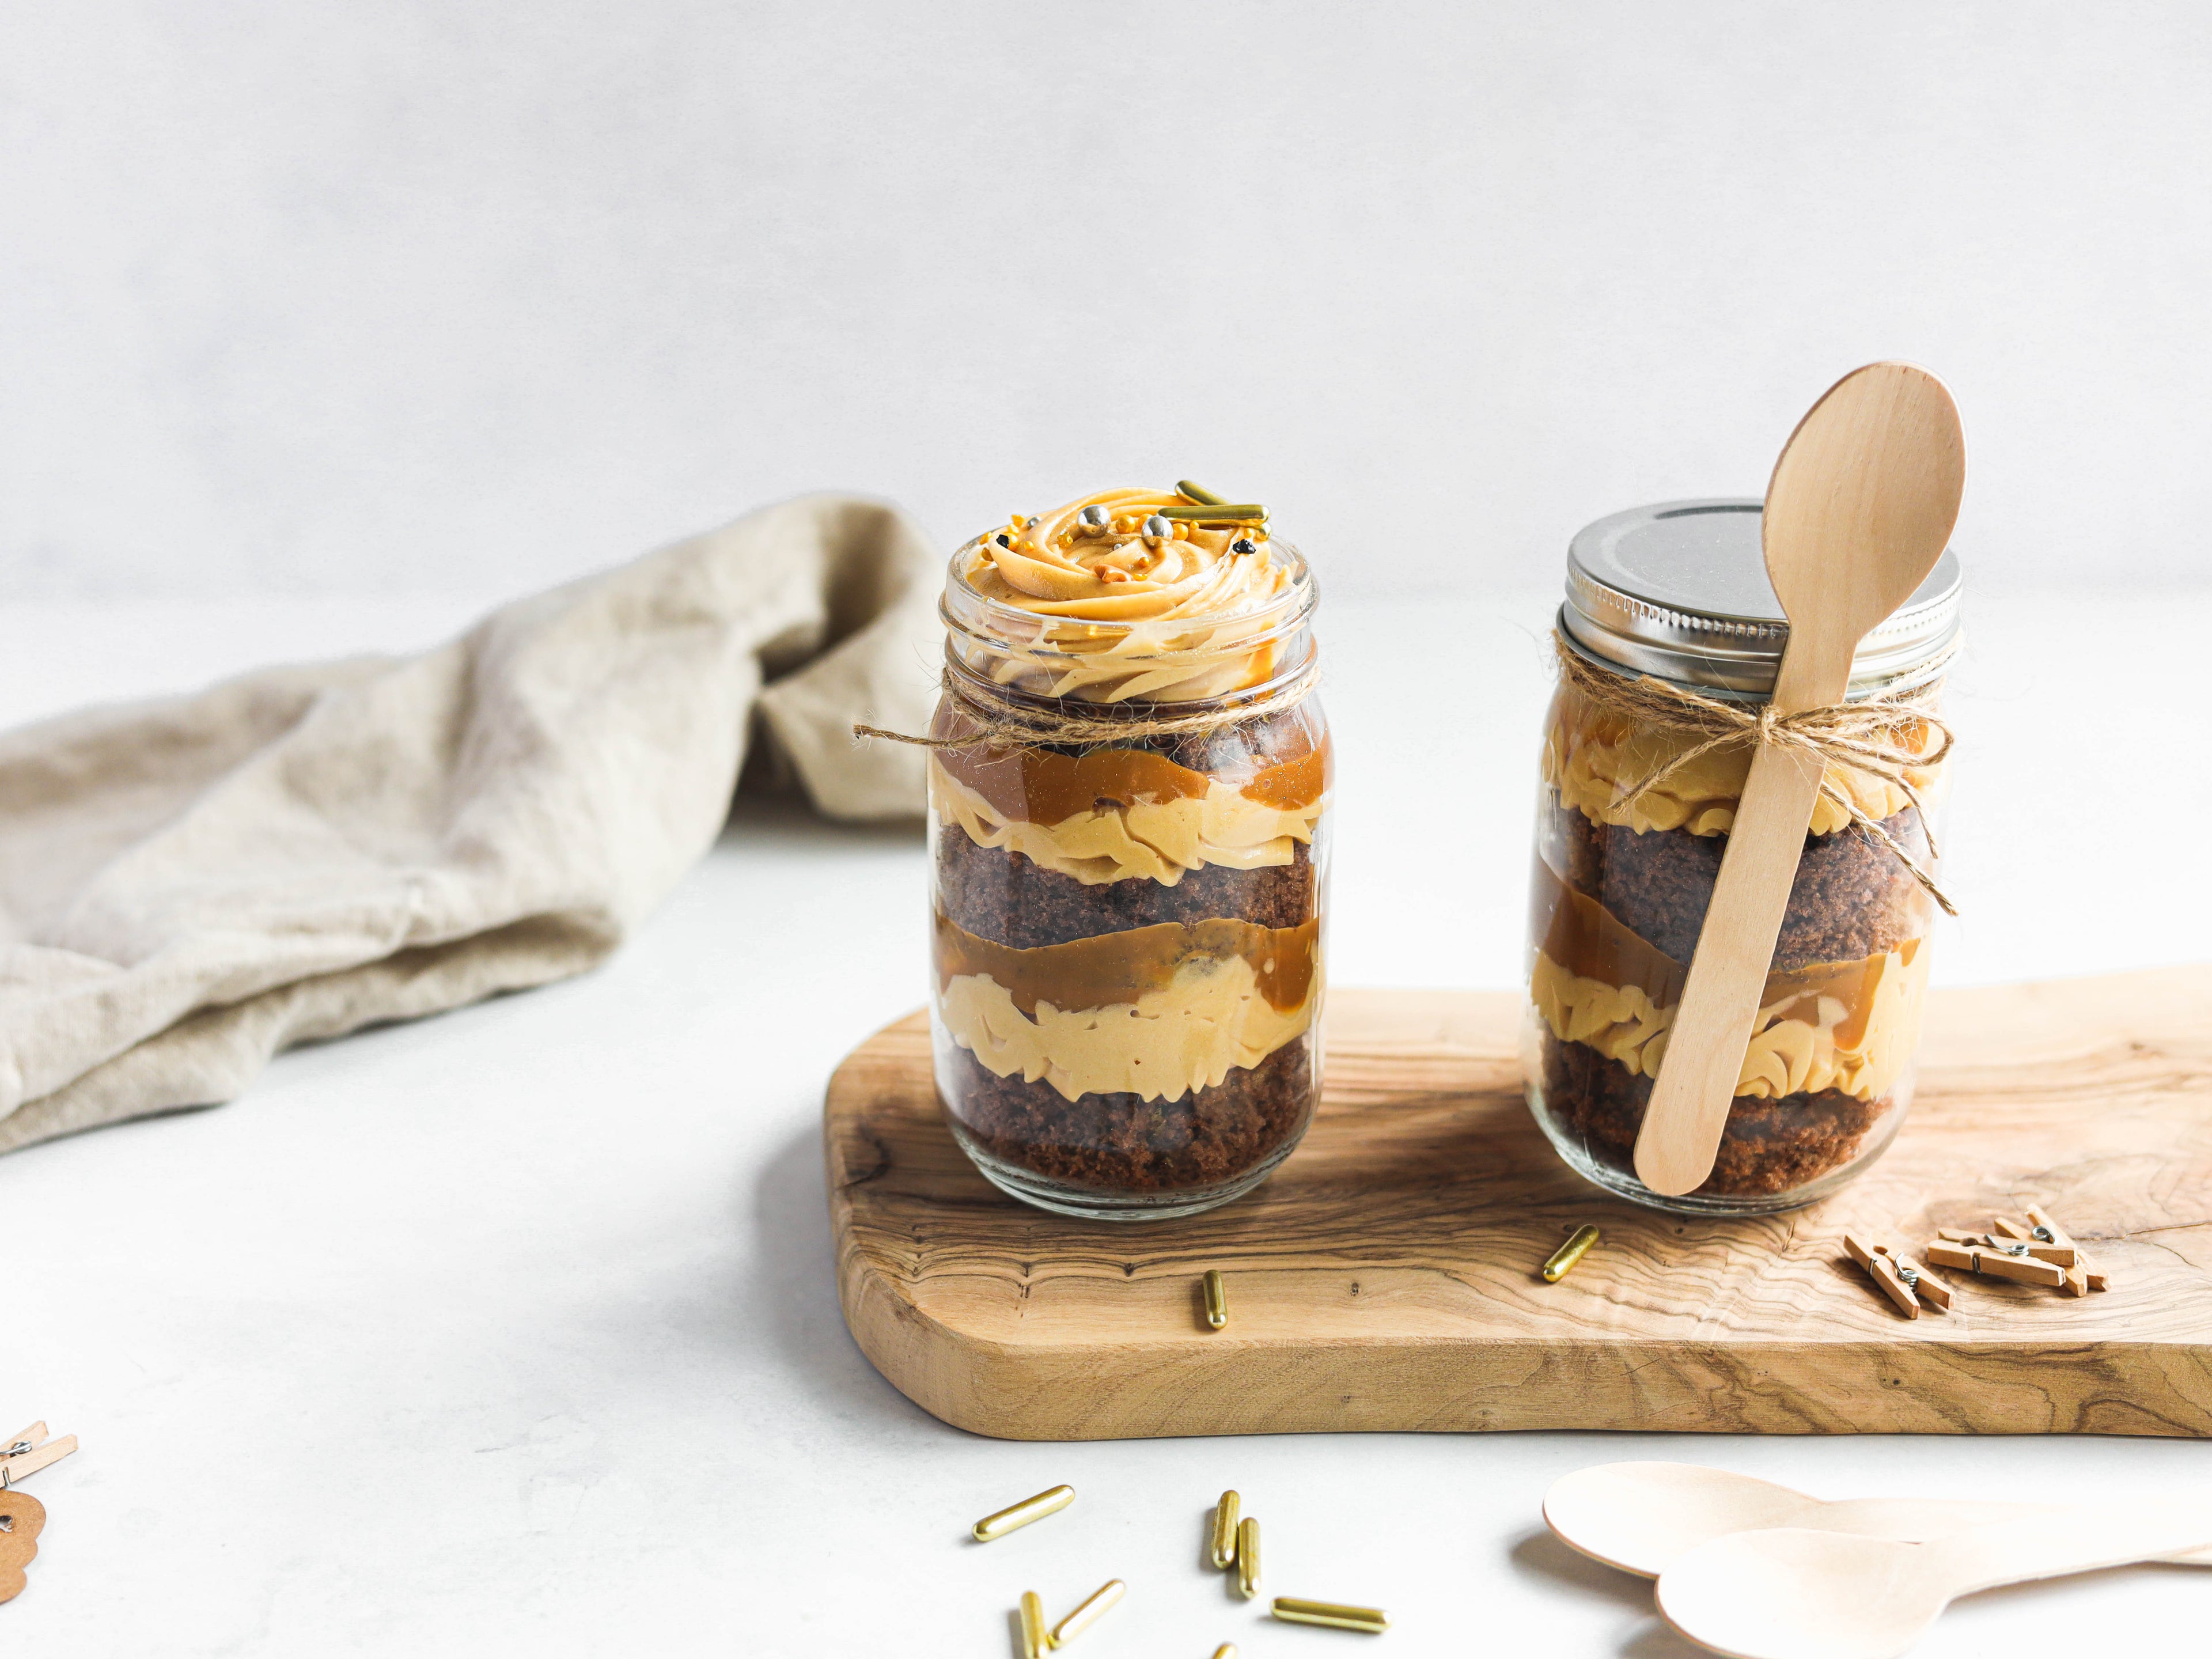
<box><xmin>1539</xmin><ymin>1029</ymin><xmax>1892</xmax><ymax>1197</ymax></box>
<box><xmin>938</xmin><ymin>827</ymin><xmax>1317</xmax><ymax>950</ymax></box>
<box><xmin>1547</xmin><ymin>796</ymin><xmax>1930</xmax><ymax>971</ymax></box>
<box><xmin>942</xmin><ymin>1035</ymin><xmax>1314</xmax><ymax>1193</ymax></box>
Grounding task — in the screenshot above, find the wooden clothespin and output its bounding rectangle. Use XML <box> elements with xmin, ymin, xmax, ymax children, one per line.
<box><xmin>1988</xmin><ymin>1215</ymin><xmax>2075</xmax><ymax>1267</ymax></box>
<box><xmin>1925</xmin><ymin>1235</ymin><xmax>2069</xmax><ymax>1287</ymax></box>
<box><xmin>1844</xmin><ymin>1233</ymin><xmax>1950</xmax><ymax>1318</ymax></box>
<box><xmin>0</xmin><ymin>1425</ymin><xmax>75</xmax><ymax>1489</ymax></box>
<box><xmin>2017</xmin><ymin>1207</ymin><xmax>2108</xmax><ymax>1296</ymax></box>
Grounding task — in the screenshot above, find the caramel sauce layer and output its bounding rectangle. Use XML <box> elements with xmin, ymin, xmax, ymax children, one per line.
<box><xmin>935</xmin><ymin>726</ymin><xmax>1329</xmax><ymax>824</ymax></box>
<box><xmin>1528</xmin><ymin>855</ymin><xmax>1918</xmax><ymax>1031</ymax></box>
<box><xmin>934</xmin><ymin>910</ymin><xmax>1320</xmax><ymax>1018</ymax></box>
<box><xmin>1236</xmin><ymin>741</ymin><xmax>1328</xmax><ymax>810</ymax></box>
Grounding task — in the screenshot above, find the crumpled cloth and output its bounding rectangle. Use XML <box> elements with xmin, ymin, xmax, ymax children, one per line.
<box><xmin>0</xmin><ymin>494</ymin><xmax>940</xmax><ymax>1154</ymax></box>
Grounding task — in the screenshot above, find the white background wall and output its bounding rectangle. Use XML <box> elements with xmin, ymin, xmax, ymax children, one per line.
<box><xmin>3</xmin><ymin>3</ymin><xmax>2209</xmax><ymax>601</ymax></box>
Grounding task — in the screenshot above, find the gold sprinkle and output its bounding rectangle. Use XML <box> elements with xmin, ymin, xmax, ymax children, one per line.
<box><xmin>972</xmin><ymin>1484</ymin><xmax>1075</xmax><ymax>1541</ymax></box>
<box><xmin>1203</xmin><ymin>1269</ymin><xmax>1229</xmax><ymax>1330</ymax></box>
<box><xmin>1236</xmin><ymin>1516</ymin><xmax>1262</xmax><ymax>1600</ymax></box>
<box><xmin>1162</xmin><ymin>504</ymin><xmax>1267</xmax><ymax>523</ymax></box>
<box><xmin>1210</xmin><ymin>1490</ymin><xmax>1240</xmax><ymax>1569</ymax></box>
<box><xmin>1273</xmin><ymin>1596</ymin><xmax>1390</xmax><ymax>1634</ymax></box>
<box><xmin>1018</xmin><ymin>1590</ymin><xmax>1048</xmax><ymax>1658</ymax></box>
<box><xmin>1177</xmin><ymin>478</ymin><xmax>1228</xmax><ymax>505</ymax></box>
<box><xmin>1050</xmin><ymin>1578</ymin><xmax>1126</xmax><ymax>1646</ymax></box>
<box><xmin>1541</xmin><ymin>1225</ymin><xmax>1600</xmax><ymax>1283</ymax></box>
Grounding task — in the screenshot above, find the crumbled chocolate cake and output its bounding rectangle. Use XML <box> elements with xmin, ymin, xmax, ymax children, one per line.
<box><xmin>1548</xmin><ymin>798</ymin><xmax>1930</xmax><ymax>971</ymax></box>
<box><xmin>938</xmin><ymin>825</ymin><xmax>1316</xmax><ymax>950</ymax></box>
<box><xmin>1539</xmin><ymin>1031</ymin><xmax>1893</xmax><ymax>1197</ymax></box>
<box><xmin>943</xmin><ymin>1037</ymin><xmax>1313</xmax><ymax>1195</ymax></box>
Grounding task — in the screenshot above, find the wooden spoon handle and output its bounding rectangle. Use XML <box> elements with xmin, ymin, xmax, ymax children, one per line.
<box><xmin>1931</xmin><ymin>1499</ymin><xmax>2212</xmax><ymax>1597</ymax></box>
<box><xmin>1632</xmin><ymin>733</ymin><xmax>1828</xmax><ymax>1196</ymax></box>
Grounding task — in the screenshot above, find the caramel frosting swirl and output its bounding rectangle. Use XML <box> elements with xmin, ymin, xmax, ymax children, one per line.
<box><xmin>968</xmin><ymin>488</ymin><xmax>1290</xmax><ymax>622</ymax></box>
<box><xmin>1531</xmin><ymin>940</ymin><xmax>1929</xmax><ymax>1103</ymax></box>
<box><xmin>934</xmin><ymin>910</ymin><xmax>1322</xmax><ymax>1102</ymax></box>
<box><xmin>930</xmin><ymin>757</ymin><xmax>1324</xmax><ymax>887</ymax></box>
<box><xmin>949</xmin><ymin>487</ymin><xmax>1308</xmax><ymax>703</ymax></box>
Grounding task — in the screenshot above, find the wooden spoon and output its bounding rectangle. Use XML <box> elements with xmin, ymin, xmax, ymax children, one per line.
<box><xmin>1656</xmin><ymin>1502</ymin><xmax>2212</xmax><ymax>1659</ymax></box>
<box><xmin>1543</xmin><ymin>1461</ymin><xmax>2212</xmax><ymax>1578</ymax></box>
<box><xmin>1633</xmin><ymin>362</ymin><xmax>1965</xmax><ymax>1196</ymax></box>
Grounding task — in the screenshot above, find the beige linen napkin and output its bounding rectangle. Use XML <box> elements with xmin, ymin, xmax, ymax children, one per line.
<box><xmin>0</xmin><ymin>493</ymin><xmax>940</xmax><ymax>1154</ymax></box>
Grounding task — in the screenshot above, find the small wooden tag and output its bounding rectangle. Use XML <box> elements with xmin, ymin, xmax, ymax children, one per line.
<box><xmin>0</xmin><ymin>1488</ymin><xmax>46</xmax><ymax>1605</ymax></box>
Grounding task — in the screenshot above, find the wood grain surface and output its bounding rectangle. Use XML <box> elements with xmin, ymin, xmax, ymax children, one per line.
<box><xmin>824</xmin><ymin>972</ymin><xmax>2212</xmax><ymax>1440</ymax></box>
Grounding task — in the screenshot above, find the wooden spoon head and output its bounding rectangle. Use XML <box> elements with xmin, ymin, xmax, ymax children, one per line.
<box><xmin>1763</xmin><ymin>362</ymin><xmax>1964</xmax><ymax>690</ymax></box>
<box><xmin>1657</xmin><ymin>1528</ymin><xmax>1947</xmax><ymax>1659</ymax></box>
<box><xmin>1543</xmin><ymin>1463</ymin><xmax>1817</xmax><ymax>1578</ymax></box>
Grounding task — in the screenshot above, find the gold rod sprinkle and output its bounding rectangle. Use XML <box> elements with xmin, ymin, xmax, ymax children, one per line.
<box><xmin>1542</xmin><ymin>1225</ymin><xmax>1600</xmax><ymax>1283</ymax></box>
<box><xmin>1050</xmin><ymin>1578</ymin><xmax>1126</xmax><ymax>1646</ymax></box>
<box><xmin>1162</xmin><ymin>505</ymin><xmax>1267</xmax><ymax>522</ymax></box>
<box><xmin>1272</xmin><ymin>1597</ymin><xmax>1391</xmax><ymax>1634</ymax></box>
<box><xmin>1236</xmin><ymin>1517</ymin><xmax>1262</xmax><ymax>1600</ymax></box>
<box><xmin>1018</xmin><ymin>1590</ymin><xmax>1048</xmax><ymax>1659</ymax></box>
<box><xmin>972</xmin><ymin>1483</ymin><xmax>1075</xmax><ymax>1541</ymax></box>
<box><xmin>1212</xmin><ymin>1646</ymin><xmax>1238</xmax><ymax>1659</ymax></box>
<box><xmin>1203</xmin><ymin>1270</ymin><xmax>1229</xmax><ymax>1330</ymax></box>
<box><xmin>1210</xmin><ymin>1490</ymin><xmax>1241</xmax><ymax>1569</ymax></box>
<box><xmin>1176</xmin><ymin>478</ymin><xmax>1228</xmax><ymax>505</ymax></box>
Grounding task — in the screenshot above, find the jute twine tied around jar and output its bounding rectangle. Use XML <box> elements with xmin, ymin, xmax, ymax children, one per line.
<box><xmin>1554</xmin><ymin>632</ymin><xmax>1960</xmax><ymax>916</ymax></box>
<box><xmin>853</xmin><ymin>650</ymin><xmax>1320</xmax><ymax>752</ymax></box>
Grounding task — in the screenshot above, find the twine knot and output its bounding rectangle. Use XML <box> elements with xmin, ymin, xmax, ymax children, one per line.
<box><xmin>1554</xmin><ymin>634</ymin><xmax>1959</xmax><ymax>916</ymax></box>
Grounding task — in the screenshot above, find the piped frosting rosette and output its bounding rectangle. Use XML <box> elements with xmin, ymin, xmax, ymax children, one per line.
<box><xmin>945</xmin><ymin>487</ymin><xmax>1311</xmax><ymax>704</ymax></box>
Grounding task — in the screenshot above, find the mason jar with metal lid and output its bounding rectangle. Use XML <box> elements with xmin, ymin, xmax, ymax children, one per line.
<box><xmin>1526</xmin><ymin>498</ymin><xmax>1960</xmax><ymax>1214</ymax></box>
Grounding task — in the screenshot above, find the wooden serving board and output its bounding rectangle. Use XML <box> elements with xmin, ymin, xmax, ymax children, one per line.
<box><xmin>825</xmin><ymin>971</ymin><xmax>2212</xmax><ymax>1440</ymax></box>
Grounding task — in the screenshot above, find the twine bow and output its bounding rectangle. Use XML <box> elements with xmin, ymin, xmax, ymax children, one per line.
<box><xmin>1555</xmin><ymin>635</ymin><xmax>1958</xmax><ymax>916</ymax></box>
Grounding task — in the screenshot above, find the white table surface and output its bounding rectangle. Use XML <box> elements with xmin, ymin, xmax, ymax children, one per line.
<box><xmin>6</xmin><ymin>586</ymin><xmax>2210</xmax><ymax>1658</ymax></box>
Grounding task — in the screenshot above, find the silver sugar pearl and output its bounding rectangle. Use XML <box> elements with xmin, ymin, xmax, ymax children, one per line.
<box><xmin>1078</xmin><ymin>505</ymin><xmax>1109</xmax><ymax>527</ymax></box>
<box><xmin>1143</xmin><ymin>514</ymin><xmax>1173</xmax><ymax>539</ymax></box>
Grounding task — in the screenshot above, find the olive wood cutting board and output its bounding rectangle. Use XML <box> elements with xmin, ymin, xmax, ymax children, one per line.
<box><xmin>824</xmin><ymin>969</ymin><xmax>2212</xmax><ymax>1440</ymax></box>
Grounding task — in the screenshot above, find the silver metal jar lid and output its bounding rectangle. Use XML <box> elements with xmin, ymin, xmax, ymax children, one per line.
<box><xmin>1560</xmin><ymin>497</ymin><xmax>1963</xmax><ymax>699</ymax></box>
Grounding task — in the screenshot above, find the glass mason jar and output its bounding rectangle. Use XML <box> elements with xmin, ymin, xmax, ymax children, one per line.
<box><xmin>927</xmin><ymin>491</ymin><xmax>1330</xmax><ymax>1221</ymax></box>
<box><xmin>1525</xmin><ymin>499</ymin><xmax>1959</xmax><ymax>1215</ymax></box>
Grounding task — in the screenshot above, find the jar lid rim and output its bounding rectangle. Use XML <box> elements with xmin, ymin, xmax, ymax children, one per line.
<box><xmin>1562</xmin><ymin>497</ymin><xmax>1961</xmax><ymax>696</ymax></box>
